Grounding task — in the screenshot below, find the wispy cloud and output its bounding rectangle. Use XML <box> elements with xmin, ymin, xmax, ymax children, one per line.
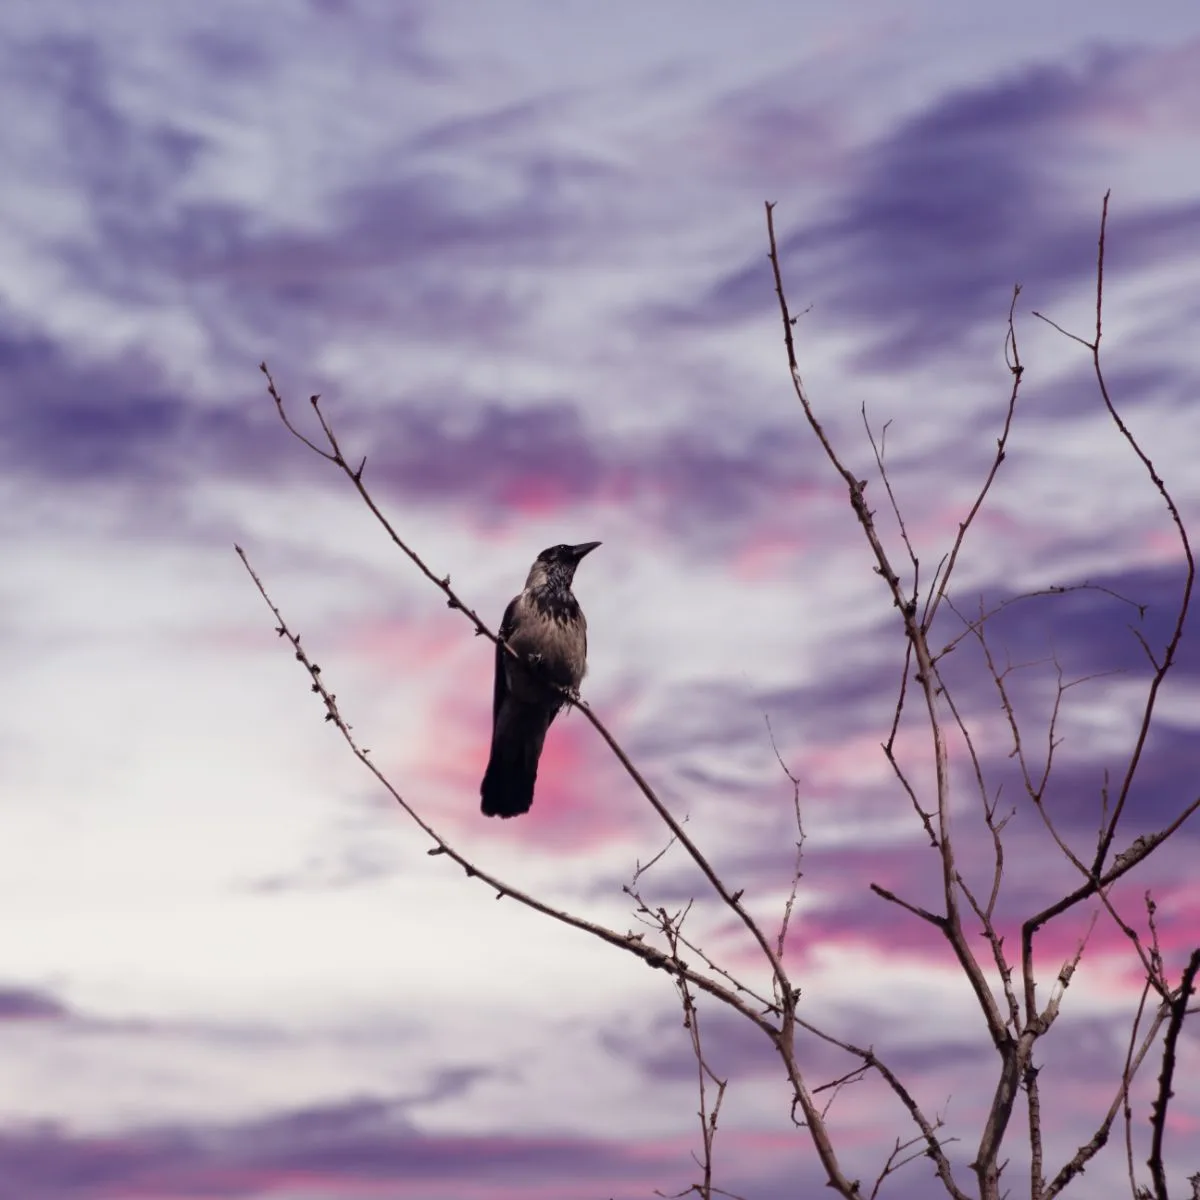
<box><xmin>0</xmin><ymin>1104</ymin><xmax>697</xmax><ymax>1200</ymax></box>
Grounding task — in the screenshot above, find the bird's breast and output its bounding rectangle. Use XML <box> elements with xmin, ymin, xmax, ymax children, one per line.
<box><xmin>505</xmin><ymin>592</ymin><xmax>588</xmax><ymax>698</ymax></box>
<box><xmin>531</xmin><ymin>589</ymin><xmax>581</xmax><ymax>625</ymax></box>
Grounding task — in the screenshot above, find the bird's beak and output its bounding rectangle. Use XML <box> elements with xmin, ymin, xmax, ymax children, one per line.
<box><xmin>570</xmin><ymin>541</ymin><xmax>602</xmax><ymax>560</ymax></box>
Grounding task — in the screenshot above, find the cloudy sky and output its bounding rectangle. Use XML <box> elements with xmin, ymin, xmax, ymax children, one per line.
<box><xmin>3</xmin><ymin>2</ymin><xmax>1200</xmax><ymax>1197</ymax></box>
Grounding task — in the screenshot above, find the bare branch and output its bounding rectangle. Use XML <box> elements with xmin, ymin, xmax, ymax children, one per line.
<box><xmin>659</xmin><ymin>912</ymin><xmax>735</xmax><ymax>1200</ymax></box>
<box><xmin>922</xmin><ymin>283</ymin><xmax>1024</xmax><ymax>632</ymax></box>
<box><xmin>766</xmin><ymin>204</ymin><xmax>1010</xmax><ymax>1066</ymax></box>
<box><xmin>871</xmin><ymin>1129</ymin><xmax>960</xmax><ymax>1200</ymax></box>
<box><xmin>256</xmin><ymin>365</ymin><xmax>803</xmax><ymax>1034</ymax></box>
<box><xmin>235</xmin><ymin>545</ymin><xmax>778</xmax><ymax>1035</ymax></box>
<box><xmin>1027</xmin><ymin>1058</ymin><xmax>1045</xmax><ymax>1200</ymax></box>
<box><xmin>863</xmin><ymin>409</ymin><xmax>921</xmax><ymax>586</ymax></box>
<box><xmin>764</xmin><ymin>714</ymin><xmax>807</xmax><ymax>957</ymax></box>
<box><xmin>794</xmin><ymin>1017</ymin><xmax>972</xmax><ymax>1200</ymax></box>
<box><xmin>1045</xmin><ymin>990</ymin><xmax>1170</xmax><ymax>1198</ymax></box>
<box><xmin>1028</xmin><ymin>195</ymin><xmax>1195</xmax><ymax>875</ymax></box>
<box><xmin>1148</xmin><ymin>949</ymin><xmax>1200</xmax><ymax>1200</ymax></box>
<box><xmin>869</xmin><ymin>882</ymin><xmax>945</xmax><ymax>929</ymax></box>
<box><xmin>1025</xmin><ymin>795</ymin><xmax>1200</xmax><ymax>939</ymax></box>
<box><xmin>937</xmin><ymin>582</ymin><xmax>1146</xmax><ymax>666</ymax></box>
<box><xmin>768</xmin><ymin>202</ymin><xmax>1020</xmax><ymax>1197</ymax></box>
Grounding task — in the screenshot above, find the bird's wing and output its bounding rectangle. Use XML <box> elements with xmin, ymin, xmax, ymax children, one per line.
<box><xmin>493</xmin><ymin>596</ymin><xmax>519</xmax><ymax>724</ymax></box>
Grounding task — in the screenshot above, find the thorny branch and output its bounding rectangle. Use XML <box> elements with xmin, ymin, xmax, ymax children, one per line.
<box><xmin>1045</xmin><ymin>1001</ymin><xmax>1169</xmax><ymax>1197</ymax></box>
<box><xmin>1147</xmin><ymin>949</ymin><xmax>1200</xmax><ymax>1200</ymax></box>
<box><xmin>251</xmin><ymin>368</ymin><xmax>865</xmax><ymax>1197</ymax></box>
<box><xmin>258</xmin><ymin>364</ymin><xmax>796</xmax><ymax>1018</ymax></box>
<box><xmin>236</xmin><ymin>544</ymin><xmax>778</xmax><ymax>1034</ymax></box>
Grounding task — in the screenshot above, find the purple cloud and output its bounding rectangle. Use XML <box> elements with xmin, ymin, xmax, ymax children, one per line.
<box><xmin>679</xmin><ymin>45</ymin><xmax>1200</xmax><ymax>371</ymax></box>
<box><xmin>0</xmin><ymin>1104</ymin><xmax>690</xmax><ymax>1200</ymax></box>
<box><xmin>4</xmin><ymin>11</ymin><xmax>1200</xmax><ymax>1200</ymax></box>
<box><xmin>0</xmin><ymin>987</ymin><xmax>70</xmax><ymax>1023</ymax></box>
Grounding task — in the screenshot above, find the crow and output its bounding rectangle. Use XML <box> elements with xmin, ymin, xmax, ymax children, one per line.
<box><xmin>480</xmin><ymin>541</ymin><xmax>600</xmax><ymax>818</ymax></box>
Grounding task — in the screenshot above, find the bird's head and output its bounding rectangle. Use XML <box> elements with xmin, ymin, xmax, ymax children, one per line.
<box><xmin>527</xmin><ymin>541</ymin><xmax>601</xmax><ymax>591</ymax></box>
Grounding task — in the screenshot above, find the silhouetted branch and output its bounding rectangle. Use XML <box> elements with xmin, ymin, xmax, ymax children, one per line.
<box><xmin>257</xmin><ymin>364</ymin><xmax>800</xmax><ymax>1023</ymax></box>
<box><xmin>1148</xmin><ymin>949</ymin><xmax>1200</xmax><ymax>1199</ymax></box>
<box><xmin>250</xmin><ymin>368</ymin><xmax>863</xmax><ymax>1196</ymax></box>
<box><xmin>235</xmin><ymin>544</ymin><xmax>776</xmax><ymax>1034</ymax></box>
<box><xmin>922</xmin><ymin>284</ymin><xmax>1024</xmax><ymax>633</ymax></box>
<box><xmin>1031</xmin><ymin>194</ymin><xmax>1196</xmax><ymax>875</ymax></box>
<box><xmin>244</xmin><ymin>191</ymin><xmax>1199</xmax><ymax>1200</ymax></box>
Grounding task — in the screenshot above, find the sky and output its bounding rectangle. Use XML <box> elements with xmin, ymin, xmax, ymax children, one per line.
<box><xmin>2</xmin><ymin>1</ymin><xmax>1200</xmax><ymax>1197</ymax></box>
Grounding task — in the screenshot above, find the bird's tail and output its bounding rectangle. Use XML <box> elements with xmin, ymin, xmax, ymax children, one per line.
<box><xmin>481</xmin><ymin>703</ymin><xmax>553</xmax><ymax>818</ymax></box>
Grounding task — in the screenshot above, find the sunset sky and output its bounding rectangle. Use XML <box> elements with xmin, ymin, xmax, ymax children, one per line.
<box><xmin>3</xmin><ymin>2</ymin><xmax>1200</xmax><ymax>1198</ymax></box>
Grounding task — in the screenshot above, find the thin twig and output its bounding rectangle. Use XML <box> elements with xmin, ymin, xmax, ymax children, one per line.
<box><xmin>935</xmin><ymin>582</ymin><xmax>1146</xmax><ymax>663</ymax></box>
<box><xmin>656</xmin><ymin>911</ymin><xmax>736</xmax><ymax>1200</ymax></box>
<box><xmin>764</xmin><ymin>714</ymin><xmax>807</xmax><ymax>958</ymax></box>
<box><xmin>794</xmin><ymin>1015</ymin><xmax>971</xmax><ymax>1200</ymax></box>
<box><xmin>863</xmin><ymin>409</ymin><xmax>921</xmax><ymax>588</ymax></box>
<box><xmin>1045</xmin><ymin>994</ymin><xmax>1170</xmax><ymax>1198</ymax></box>
<box><xmin>922</xmin><ymin>284</ymin><xmax>1024</xmax><ymax>633</ymax></box>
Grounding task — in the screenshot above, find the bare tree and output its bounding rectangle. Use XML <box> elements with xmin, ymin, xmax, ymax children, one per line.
<box><xmin>239</xmin><ymin>194</ymin><xmax>1199</xmax><ymax>1199</ymax></box>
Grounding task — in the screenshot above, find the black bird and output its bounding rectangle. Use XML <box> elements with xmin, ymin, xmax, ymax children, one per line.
<box><xmin>481</xmin><ymin>541</ymin><xmax>600</xmax><ymax>818</ymax></box>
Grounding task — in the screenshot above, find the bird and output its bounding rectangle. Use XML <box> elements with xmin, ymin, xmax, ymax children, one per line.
<box><xmin>480</xmin><ymin>541</ymin><xmax>601</xmax><ymax>818</ymax></box>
